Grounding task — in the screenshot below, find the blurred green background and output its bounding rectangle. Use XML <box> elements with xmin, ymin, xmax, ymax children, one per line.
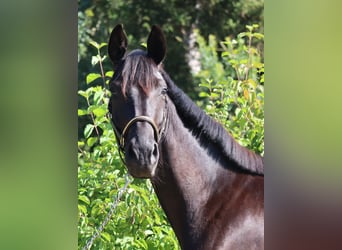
<box><xmin>0</xmin><ymin>0</ymin><xmax>341</xmax><ymax>249</ymax></box>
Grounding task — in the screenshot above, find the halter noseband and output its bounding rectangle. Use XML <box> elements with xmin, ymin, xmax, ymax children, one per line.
<box><xmin>119</xmin><ymin>116</ymin><xmax>160</xmax><ymax>149</ymax></box>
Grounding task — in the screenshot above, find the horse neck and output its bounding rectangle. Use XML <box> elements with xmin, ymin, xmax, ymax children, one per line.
<box><xmin>151</xmin><ymin>103</ymin><xmax>234</xmax><ymax>248</ymax></box>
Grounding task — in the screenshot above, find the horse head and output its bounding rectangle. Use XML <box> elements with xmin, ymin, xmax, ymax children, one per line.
<box><xmin>108</xmin><ymin>24</ymin><xmax>168</xmax><ymax>178</ymax></box>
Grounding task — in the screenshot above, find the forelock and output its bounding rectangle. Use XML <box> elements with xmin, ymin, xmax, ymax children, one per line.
<box><xmin>121</xmin><ymin>50</ymin><xmax>161</xmax><ymax>96</ymax></box>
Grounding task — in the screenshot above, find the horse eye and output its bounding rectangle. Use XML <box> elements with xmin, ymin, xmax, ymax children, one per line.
<box><xmin>161</xmin><ymin>87</ymin><xmax>168</xmax><ymax>95</ymax></box>
<box><xmin>110</xmin><ymin>84</ymin><xmax>120</xmax><ymax>96</ymax></box>
<box><xmin>109</xmin><ymin>89</ymin><xmax>117</xmax><ymax>98</ymax></box>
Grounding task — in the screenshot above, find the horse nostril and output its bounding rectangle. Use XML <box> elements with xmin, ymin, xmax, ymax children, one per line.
<box><xmin>126</xmin><ymin>140</ymin><xmax>158</xmax><ymax>165</ymax></box>
<box><xmin>127</xmin><ymin>143</ymin><xmax>137</xmax><ymax>159</ymax></box>
<box><xmin>152</xmin><ymin>143</ymin><xmax>158</xmax><ymax>159</ymax></box>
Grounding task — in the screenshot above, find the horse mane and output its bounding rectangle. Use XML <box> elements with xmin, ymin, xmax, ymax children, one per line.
<box><xmin>161</xmin><ymin>71</ymin><xmax>264</xmax><ymax>175</ymax></box>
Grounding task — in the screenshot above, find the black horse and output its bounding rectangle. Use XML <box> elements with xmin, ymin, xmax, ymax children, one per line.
<box><xmin>107</xmin><ymin>24</ymin><xmax>264</xmax><ymax>250</ymax></box>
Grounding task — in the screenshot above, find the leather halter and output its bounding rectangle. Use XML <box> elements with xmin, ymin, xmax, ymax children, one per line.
<box><xmin>108</xmin><ymin>97</ymin><xmax>167</xmax><ymax>165</ymax></box>
<box><xmin>119</xmin><ymin>116</ymin><xmax>160</xmax><ymax>149</ymax></box>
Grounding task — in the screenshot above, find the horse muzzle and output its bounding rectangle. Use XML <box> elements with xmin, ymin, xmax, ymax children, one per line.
<box><xmin>109</xmin><ymin>114</ymin><xmax>164</xmax><ymax>178</ymax></box>
<box><xmin>125</xmin><ymin>136</ymin><xmax>159</xmax><ymax>178</ymax></box>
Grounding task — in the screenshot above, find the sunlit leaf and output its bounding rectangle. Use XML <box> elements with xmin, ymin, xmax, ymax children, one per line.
<box><xmin>87</xmin><ymin>137</ymin><xmax>97</xmax><ymax>147</ymax></box>
<box><xmin>78</xmin><ymin>90</ymin><xmax>88</xmax><ymax>99</ymax></box>
<box><xmin>199</xmin><ymin>92</ymin><xmax>209</xmax><ymax>97</ymax></box>
<box><xmin>79</xmin><ymin>195</ymin><xmax>90</xmax><ymax>205</ymax></box>
<box><xmin>253</xmin><ymin>33</ymin><xmax>264</xmax><ymax>39</ymax></box>
<box><xmin>92</xmin><ymin>107</ymin><xmax>107</xmax><ymax>117</ymax></box>
<box><xmin>84</xmin><ymin>124</ymin><xmax>94</xmax><ymax>138</ymax></box>
<box><xmin>91</xmin><ymin>55</ymin><xmax>99</xmax><ymax>65</ymax></box>
<box><xmin>93</xmin><ymin>90</ymin><xmax>104</xmax><ymax>105</ymax></box>
<box><xmin>221</xmin><ymin>51</ymin><xmax>230</xmax><ymax>57</ymax></box>
<box><xmin>243</xmin><ymin>89</ymin><xmax>249</xmax><ymax>99</ymax></box>
<box><xmin>78</xmin><ymin>109</ymin><xmax>88</xmax><ymax>116</ymax></box>
<box><xmin>78</xmin><ymin>204</ymin><xmax>87</xmax><ymax>214</ymax></box>
<box><xmin>99</xmin><ymin>42</ymin><xmax>107</xmax><ymax>49</ymax></box>
<box><xmin>86</xmin><ymin>73</ymin><xmax>101</xmax><ymax>85</ymax></box>
<box><xmin>89</xmin><ymin>41</ymin><xmax>99</xmax><ymax>49</ymax></box>
<box><xmin>85</xmin><ymin>9</ymin><xmax>94</xmax><ymax>17</ymax></box>
<box><xmin>175</xmin><ymin>36</ymin><xmax>183</xmax><ymax>42</ymax></box>
<box><xmin>101</xmin><ymin>232</ymin><xmax>111</xmax><ymax>242</ymax></box>
<box><xmin>105</xmin><ymin>71</ymin><xmax>114</xmax><ymax>78</ymax></box>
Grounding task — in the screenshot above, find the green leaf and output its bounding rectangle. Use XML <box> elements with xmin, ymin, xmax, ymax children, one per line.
<box><xmin>175</xmin><ymin>36</ymin><xmax>183</xmax><ymax>42</ymax></box>
<box><xmin>248</xmin><ymin>79</ymin><xmax>257</xmax><ymax>89</ymax></box>
<box><xmin>144</xmin><ymin>229</ymin><xmax>154</xmax><ymax>236</ymax></box>
<box><xmin>101</xmin><ymin>232</ymin><xmax>111</xmax><ymax>242</ymax></box>
<box><xmin>246</xmin><ymin>25</ymin><xmax>253</xmax><ymax>31</ymax></box>
<box><xmin>78</xmin><ymin>195</ymin><xmax>90</xmax><ymax>205</ymax></box>
<box><xmin>86</xmin><ymin>73</ymin><xmax>101</xmax><ymax>85</ymax></box>
<box><xmin>229</xmin><ymin>59</ymin><xmax>238</xmax><ymax>66</ymax></box>
<box><xmin>93</xmin><ymin>90</ymin><xmax>104</xmax><ymax>104</ymax></box>
<box><xmin>85</xmin><ymin>86</ymin><xmax>95</xmax><ymax>95</ymax></box>
<box><xmin>87</xmin><ymin>137</ymin><xmax>97</xmax><ymax>147</ymax></box>
<box><xmin>78</xmin><ymin>109</ymin><xmax>88</xmax><ymax>116</ymax></box>
<box><xmin>91</xmin><ymin>55</ymin><xmax>99</xmax><ymax>65</ymax></box>
<box><xmin>99</xmin><ymin>42</ymin><xmax>107</xmax><ymax>49</ymax></box>
<box><xmin>199</xmin><ymin>83</ymin><xmax>210</xmax><ymax>89</ymax></box>
<box><xmin>84</xmin><ymin>124</ymin><xmax>94</xmax><ymax>138</ymax></box>
<box><xmin>199</xmin><ymin>92</ymin><xmax>209</xmax><ymax>97</ymax></box>
<box><xmin>221</xmin><ymin>51</ymin><xmax>230</xmax><ymax>57</ymax></box>
<box><xmin>253</xmin><ymin>33</ymin><xmax>264</xmax><ymax>40</ymax></box>
<box><xmin>89</xmin><ymin>40</ymin><xmax>99</xmax><ymax>49</ymax></box>
<box><xmin>78</xmin><ymin>90</ymin><xmax>89</xmax><ymax>99</ymax></box>
<box><xmin>85</xmin><ymin>9</ymin><xmax>94</xmax><ymax>17</ymax></box>
<box><xmin>239</xmin><ymin>32</ymin><xmax>247</xmax><ymax>38</ymax></box>
<box><xmin>252</xmin><ymin>24</ymin><xmax>259</xmax><ymax>29</ymax></box>
<box><xmin>210</xmin><ymin>92</ymin><xmax>220</xmax><ymax>98</ymax></box>
<box><xmin>105</xmin><ymin>71</ymin><xmax>114</xmax><ymax>78</ymax></box>
<box><xmin>78</xmin><ymin>204</ymin><xmax>87</xmax><ymax>214</ymax></box>
<box><xmin>92</xmin><ymin>107</ymin><xmax>107</xmax><ymax>118</ymax></box>
<box><xmin>93</xmin><ymin>148</ymin><xmax>101</xmax><ymax>159</ymax></box>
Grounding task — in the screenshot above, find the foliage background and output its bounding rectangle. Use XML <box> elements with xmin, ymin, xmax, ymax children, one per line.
<box><xmin>78</xmin><ymin>1</ymin><xmax>264</xmax><ymax>249</ymax></box>
<box><xmin>1</xmin><ymin>1</ymin><xmax>341</xmax><ymax>250</ymax></box>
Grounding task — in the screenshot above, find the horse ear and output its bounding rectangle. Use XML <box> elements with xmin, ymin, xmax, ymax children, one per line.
<box><xmin>147</xmin><ymin>25</ymin><xmax>167</xmax><ymax>65</ymax></box>
<box><xmin>108</xmin><ymin>24</ymin><xmax>128</xmax><ymax>65</ymax></box>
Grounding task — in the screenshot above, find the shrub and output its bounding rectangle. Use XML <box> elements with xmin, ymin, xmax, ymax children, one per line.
<box><xmin>195</xmin><ymin>25</ymin><xmax>264</xmax><ymax>155</ymax></box>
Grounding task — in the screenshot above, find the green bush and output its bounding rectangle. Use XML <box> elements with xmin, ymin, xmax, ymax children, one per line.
<box><xmin>78</xmin><ymin>25</ymin><xmax>264</xmax><ymax>249</ymax></box>
<box><xmin>195</xmin><ymin>25</ymin><xmax>264</xmax><ymax>155</ymax></box>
